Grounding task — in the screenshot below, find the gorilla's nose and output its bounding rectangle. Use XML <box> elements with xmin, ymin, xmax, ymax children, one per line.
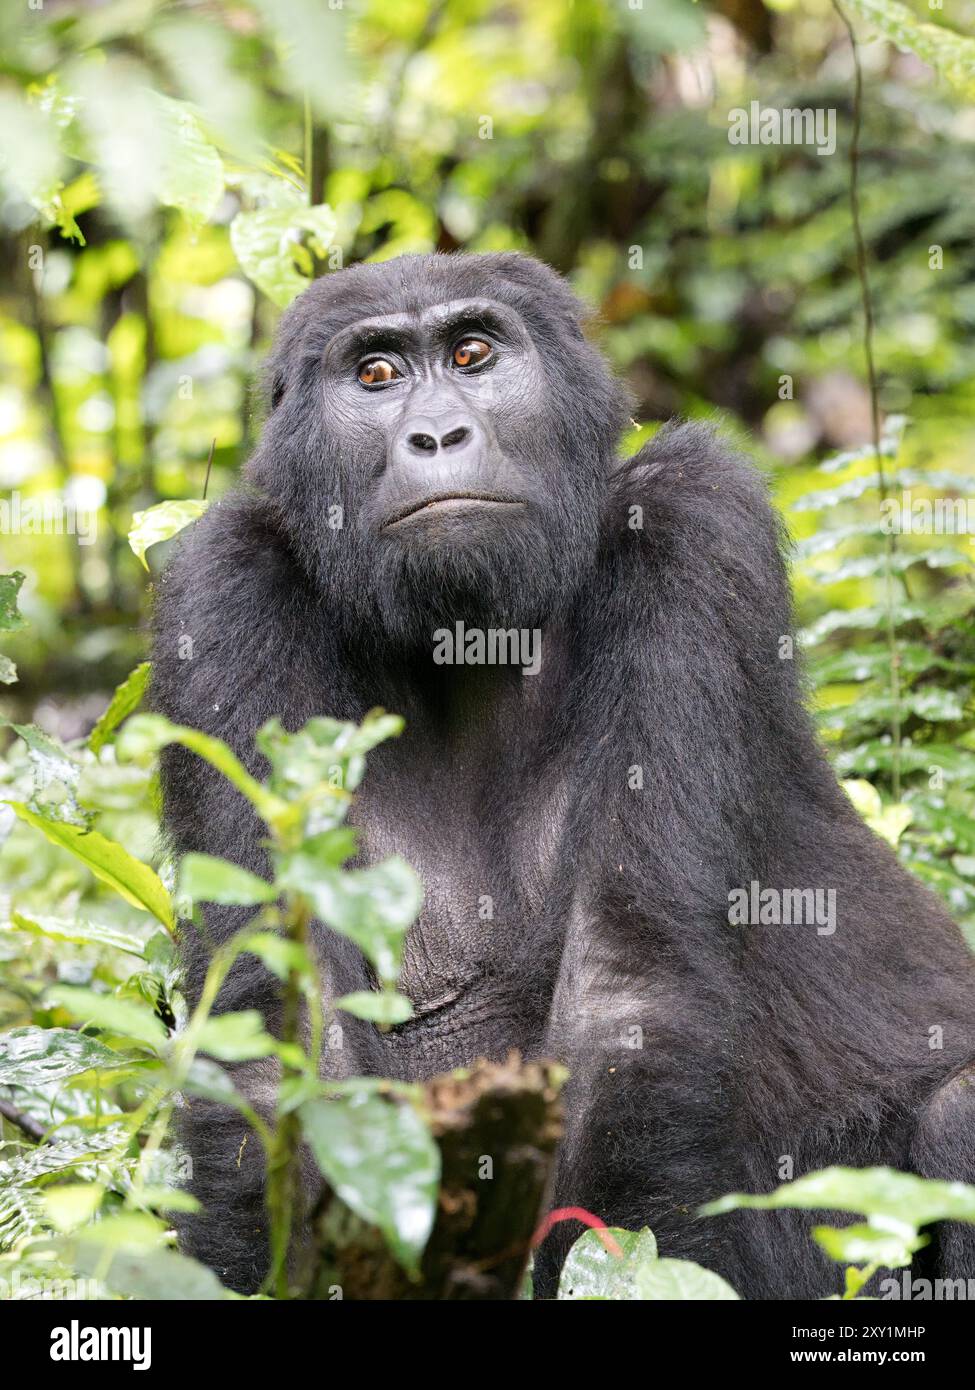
<box><xmin>403</xmin><ymin>420</ymin><xmax>477</xmax><ymax>456</ymax></box>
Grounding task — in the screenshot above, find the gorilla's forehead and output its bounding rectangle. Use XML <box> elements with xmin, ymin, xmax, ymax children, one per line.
<box><xmin>282</xmin><ymin>253</ymin><xmax>589</xmax><ymax>356</ymax></box>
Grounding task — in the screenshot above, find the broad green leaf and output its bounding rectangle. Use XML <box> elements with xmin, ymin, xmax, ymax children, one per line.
<box><xmin>3</xmin><ymin>801</ymin><xmax>174</xmax><ymax>930</ymax></box>
<box><xmin>300</xmin><ymin>1089</ymin><xmax>439</xmax><ymax>1272</ymax></box>
<box><xmin>197</xmin><ymin>1010</ymin><xmax>278</xmax><ymax>1062</ymax></box>
<box><xmin>128</xmin><ymin>499</ymin><xmax>209</xmax><ymax>570</ymax></box>
<box><xmin>242</xmin><ymin>932</ymin><xmax>312</xmax><ymax>982</ymax></box>
<box><xmin>44</xmin><ymin>1184</ymin><xmax>105</xmax><ymax>1234</ymax></box>
<box><xmin>48</xmin><ymin>985</ymin><xmax>168</xmax><ymax>1050</ymax></box>
<box><xmin>335</xmin><ymin>991</ymin><xmax>414</xmax><ymax>1025</ymax></box>
<box><xmin>10</xmin><ymin>911</ymin><xmax>147</xmax><ymax>958</ymax></box>
<box><xmin>844</xmin><ymin>0</ymin><xmax>975</xmax><ymax>99</ymax></box>
<box><xmin>179</xmin><ymin>853</ymin><xmax>276</xmax><ymax>906</ymax></box>
<box><xmin>278</xmin><ymin>850</ymin><xmax>422</xmax><ymax>984</ymax></box>
<box><xmin>0</xmin><ymin>572</ymin><xmax>27</xmax><ymax>631</ymax></box>
<box><xmin>152</xmin><ymin>93</ymin><xmax>225</xmax><ymax>223</ymax></box>
<box><xmin>78</xmin><ymin>1244</ymin><xmax>237</xmax><ymax>1300</ymax></box>
<box><xmin>8</xmin><ymin>722</ymin><xmax>86</xmax><ymax>824</ymax></box>
<box><xmin>812</xmin><ymin>1222</ymin><xmax>924</xmax><ymax>1268</ymax></box>
<box><xmin>230</xmin><ymin>201</ymin><xmax>337</xmax><ymax>307</ymax></box>
<box><xmin>116</xmin><ymin>714</ymin><xmax>287</xmax><ymax>830</ymax></box>
<box><xmin>702</xmin><ymin>1166</ymin><xmax>975</xmax><ymax>1232</ymax></box>
<box><xmin>635</xmin><ymin>1258</ymin><xmax>740</xmax><ymax>1300</ymax></box>
<box><xmin>88</xmin><ymin>661</ymin><xmax>151</xmax><ymax>753</ymax></box>
<box><xmin>558</xmin><ymin>1226</ymin><xmax>658</xmax><ymax>1300</ymax></box>
<box><xmin>0</xmin><ymin>1026</ymin><xmax>131</xmax><ymax>1088</ymax></box>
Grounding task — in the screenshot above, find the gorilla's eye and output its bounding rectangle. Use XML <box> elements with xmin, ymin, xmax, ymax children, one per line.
<box><xmin>357</xmin><ymin>358</ymin><xmax>400</xmax><ymax>386</ymax></box>
<box><xmin>452</xmin><ymin>338</ymin><xmax>493</xmax><ymax>369</ymax></box>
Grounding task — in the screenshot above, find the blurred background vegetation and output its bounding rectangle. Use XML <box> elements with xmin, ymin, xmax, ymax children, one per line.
<box><xmin>2</xmin><ymin>0</ymin><xmax>975</xmax><ymax>1287</ymax></box>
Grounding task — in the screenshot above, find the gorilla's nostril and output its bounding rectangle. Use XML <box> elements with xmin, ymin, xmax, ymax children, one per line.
<box><xmin>441</xmin><ymin>427</ymin><xmax>471</xmax><ymax>450</ymax></box>
<box><xmin>407</xmin><ymin>432</ymin><xmax>437</xmax><ymax>453</ymax></box>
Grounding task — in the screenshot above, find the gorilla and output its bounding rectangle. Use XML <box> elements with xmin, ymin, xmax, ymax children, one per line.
<box><xmin>152</xmin><ymin>251</ymin><xmax>975</xmax><ymax>1299</ymax></box>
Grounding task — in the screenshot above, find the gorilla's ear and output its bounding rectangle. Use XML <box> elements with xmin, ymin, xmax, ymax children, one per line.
<box><xmin>269</xmin><ymin>371</ymin><xmax>286</xmax><ymax>411</ymax></box>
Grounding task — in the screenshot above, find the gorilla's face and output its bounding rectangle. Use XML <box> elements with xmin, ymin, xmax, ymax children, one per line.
<box><xmin>248</xmin><ymin>254</ymin><xmax>629</xmax><ymax>650</ymax></box>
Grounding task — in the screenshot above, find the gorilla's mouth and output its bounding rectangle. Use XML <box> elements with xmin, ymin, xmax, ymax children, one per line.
<box><xmin>382</xmin><ymin>492</ymin><xmax>526</xmax><ymax>530</ymax></box>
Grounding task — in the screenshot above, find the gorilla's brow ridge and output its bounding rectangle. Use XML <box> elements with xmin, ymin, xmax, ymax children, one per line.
<box><xmin>325</xmin><ymin>298</ymin><xmax>526</xmax><ymax>360</ymax></box>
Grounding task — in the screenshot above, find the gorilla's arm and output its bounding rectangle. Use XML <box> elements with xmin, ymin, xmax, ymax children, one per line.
<box><xmin>150</xmin><ymin>494</ymin><xmax>375</xmax><ymax>1291</ymax></box>
<box><xmin>540</xmin><ymin>423</ymin><xmax>975</xmax><ymax>1297</ymax></box>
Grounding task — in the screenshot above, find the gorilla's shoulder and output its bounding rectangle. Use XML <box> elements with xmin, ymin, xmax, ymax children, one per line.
<box><xmin>152</xmin><ymin>487</ymin><xmax>309</xmax><ymax>650</ymax></box>
<box><xmin>608</xmin><ymin>419</ymin><xmax>786</xmax><ymax>552</ymax></box>
<box><xmin>160</xmin><ymin>488</ymin><xmax>299</xmax><ymax>598</ymax></box>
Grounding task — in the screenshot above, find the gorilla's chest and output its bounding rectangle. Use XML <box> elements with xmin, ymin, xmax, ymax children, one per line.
<box><xmin>349</xmin><ymin>771</ymin><xmax>572</xmax><ymax>1070</ymax></box>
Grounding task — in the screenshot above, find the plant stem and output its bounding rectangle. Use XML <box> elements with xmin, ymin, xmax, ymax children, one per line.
<box><xmin>833</xmin><ymin>0</ymin><xmax>902</xmax><ymax>800</ymax></box>
<box><xmin>264</xmin><ymin>891</ymin><xmax>311</xmax><ymax>1299</ymax></box>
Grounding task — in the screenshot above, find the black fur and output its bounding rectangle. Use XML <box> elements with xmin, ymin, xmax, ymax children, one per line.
<box><xmin>151</xmin><ymin>252</ymin><xmax>975</xmax><ymax>1299</ymax></box>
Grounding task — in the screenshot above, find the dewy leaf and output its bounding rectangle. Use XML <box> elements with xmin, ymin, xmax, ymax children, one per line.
<box><xmin>0</xmin><ymin>572</ymin><xmax>27</xmax><ymax>631</ymax></box>
<box><xmin>179</xmin><ymin>852</ymin><xmax>277</xmax><ymax>906</ymax></box>
<box><xmin>559</xmin><ymin>1227</ymin><xmax>658</xmax><ymax>1300</ymax></box>
<box><xmin>701</xmin><ymin>1166</ymin><xmax>975</xmax><ymax>1231</ymax></box>
<box><xmin>47</xmin><ymin>986</ymin><xmax>168</xmax><ymax>1050</ymax></box>
<box><xmin>8</xmin><ymin>721</ymin><xmax>87</xmax><ymax>825</ymax></box>
<box><xmin>89</xmin><ymin>661</ymin><xmax>151</xmax><ymax>753</ymax></box>
<box><xmin>10</xmin><ymin>911</ymin><xmax>147</xmax><ymax>958</ymax></box>
<box><xmin>230</xmin><ymin>201</ymin><xmax>337</xmax><ymax>307</ymax></box>
<box><xmin>0</xmin><ymin>1026</ymin><xmax>133</xmax><ymax>1088</ymax></box>
<box><xmin>3</xmin><ymin>801</ymin><xmax>174</xmax><ymax>931</ymax></box>
<box><xmin>300</xmin><ymin>1090</ymin><xmax>439</xmax><ymax>1272</ymax></box>
<box><xmin>74</xmin><ymin>1244</ymin><xmax>237</xmax><ymax>1300</ymax></box>
<box><xmin>116</xmin><ymin>714</ymin><xmax>287</xmax><ymax>830</ymax></box>
<box><xmin>843</xmin><ymin>0</ymin><xmax>975</xmax><ymax>99</ymax></box>
<box><xmin>635</xmin><ymin>1258</ymin><xmax>741</xmax><ymax>1301</ymax></box>
<box><xmin>278</xmin><ymin>850</ymin><xmax>422</xmax><ymax>985</ymax></box>
<box><xmin>128</xmin><ymin>499</ymin><xmax>209</xmax><ymax>570</ymax></box>
<box><xmin>197</xmin><ymin>1010</ymin><xmax>278</xmax><ymax>1062</ymax></box>
<box><xmin>151</xmin><ymin>93</ymin><xmax>225</xmax><ymax>223</ymax></box>
<box><xmin>335</xmin><ymin>991</ymin><xmax>414</xmax><ymax>1026</ymax></box>
<box><xmin>812</xmin><ymin>1222</ymin><xmax>925</xmax><ymax>1269</ymax></box>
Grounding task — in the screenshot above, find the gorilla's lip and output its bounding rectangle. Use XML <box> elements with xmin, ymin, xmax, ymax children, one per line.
<box><xmin>382</xmin><ymin>492</ymin><xmax>526</xmax><ymax>529</ymax></box>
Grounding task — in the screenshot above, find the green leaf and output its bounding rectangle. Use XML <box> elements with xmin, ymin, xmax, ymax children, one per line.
<box><xmin>116</xmin><ymin>714</ymin><xmax>287</xmax><ymax>830</ymax></box>
<box><xmin>0</xmin><ymin>1026</ymin><xmax>131</xmax><ymax>1088</ymax></box>
<box><xmin>44</xmin><ymin>1184</ymin><xmax>105</xmax><ymax>1234</ymax></box>
<box><xmin>278</xmin><ymin>850</ymin><xmax>422</xmax><ymax>985</ymax></box>
<box><xmin>635</xmin><ymin>1258</ymin><xmax>741</xmax><ymax>1300</ymax></box>
<box><xmin>701</xmin><ymin>1166</ymin><xmax>975</xmax><ymax>1232</ymax></box>
<box><xmin>128</xmin><ymin>499</ymin><xmax>209</xmax><ymax>570</ymax></box>
<box><xmin>197</xmin><ymin>1011</ymin><xmax>278</xmax><ymax>1062</ymax></box>
<box><xmin>300</xmin><ymin>1089</ymin><xmax>439</xmax><ymax>1272</ymax></box>
<box><xmin>179</xmin><ymin>853</ymin><xmax>276</xmax><ymax>906</ymax></box>
<box><xmin>0</xmin><ymin>572</ymin><xmax>27</xmax><ymax>631</ymax></box>
<box><xmin>88</xmin><ymin>661</ymin><xmax>151</xmax><ymax>753</ymax></box>
<box><xmin>558</xmin><ymin>1226</ymin><xmax>658</xmax><ymax>1300</ymax></box>
<box><xmin>230</xmin><ymin>200</ymin><xmax>337</xmax><ymax>307</ymax></box>
<box><xmin>7</xmin><ymin>721</ymin><xmax>86</xmax><ymax>825</ymax></box>
<box><xmin>844</xmin><ymin>0</ymin><xmax>975</xmax><ymax>98</ymax></box>
<box><xmin>82</xmin><ymin>1245</ymin><xmax>238</xmax><ymax>1300</ymax></box>
<box><xmin>335</xmin><ymin>991</ymin><xmax>414</xmax><ymax>1025</ymax></box>
<box><xmin>3</xmin><ymin>801</ymin><xmax>174</xmax><ymax>930</ymax></box>
<box><xmin>10</xmin><ymin>911</ymin><xmax>147</xmax><ymax>958</ymax></box>
<box><xmin>812</xmin><ymin>1222</ymin><xmax>925</xmax><ymax>1268</ymax></box>
<box><xmin>152</xmin><ymin>93</ymin><xmax>225</xmax><ymax>223</ymax></box>
<box><xmin>47</xmin><ymin>986</ymin><xmax>168</xmax><ymax>1050</ymax></box>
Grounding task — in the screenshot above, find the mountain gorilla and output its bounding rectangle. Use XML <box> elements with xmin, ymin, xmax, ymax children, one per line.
<box><xmin>152</xmin><ymin>251</ymin><xmax>975</xmax><ymax>1299</ymax></box>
